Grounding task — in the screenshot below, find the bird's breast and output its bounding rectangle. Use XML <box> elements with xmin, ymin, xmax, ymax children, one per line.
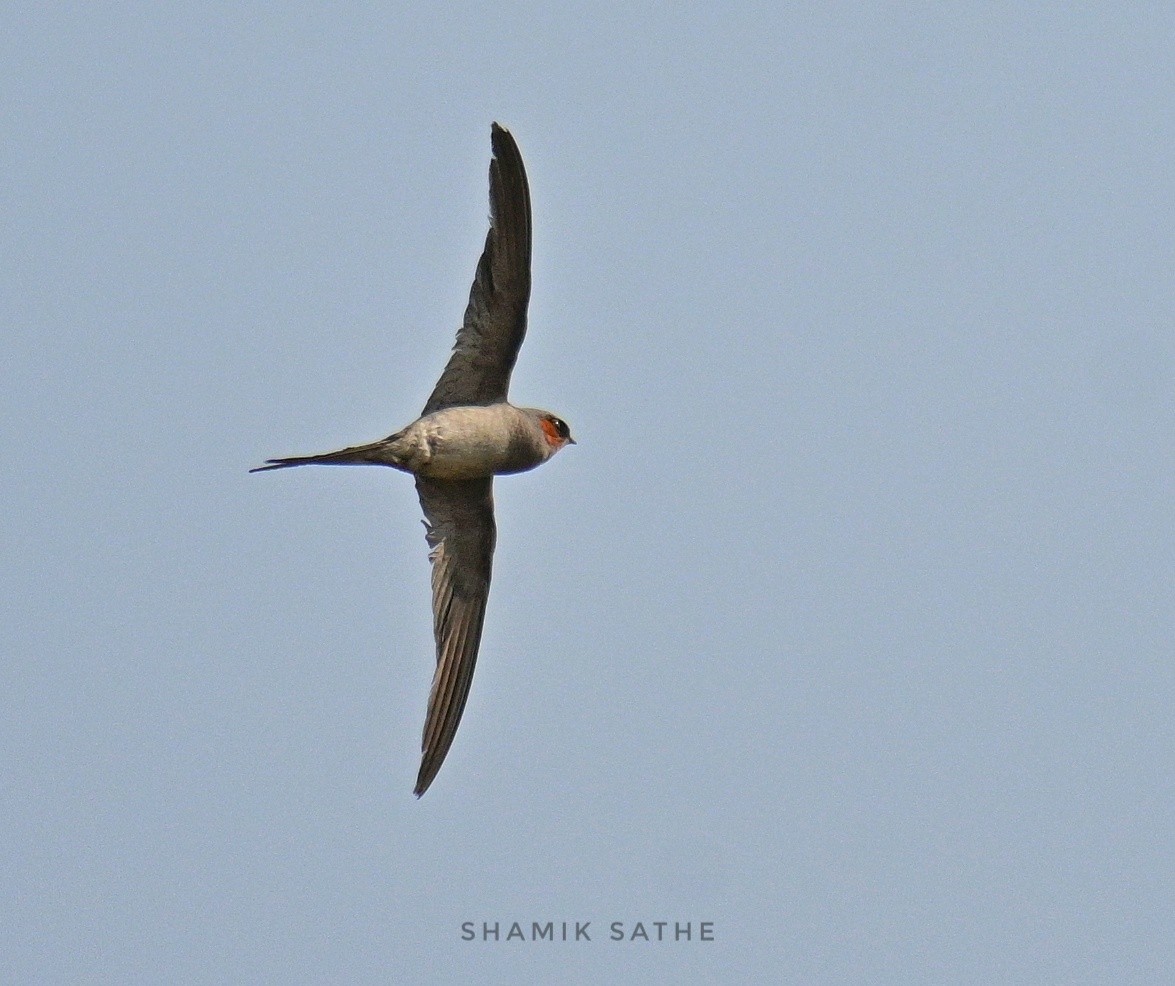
<box><xmin>409</xmin><ymin>406</ymin><xmax>546</xmax><ymax>480</ymax></box>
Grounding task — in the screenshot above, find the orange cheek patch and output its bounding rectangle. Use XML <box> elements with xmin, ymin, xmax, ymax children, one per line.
<box><xmin>540</xmin><ymin>418</ymin><xmax>561</xmax><ymax>445</ymax></box>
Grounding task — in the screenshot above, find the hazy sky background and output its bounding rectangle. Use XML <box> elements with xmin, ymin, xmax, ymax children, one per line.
<box><xmin>3</xmin><ymin>4</ymin><xmax>1171</xmax><ymax>983</ymax></box>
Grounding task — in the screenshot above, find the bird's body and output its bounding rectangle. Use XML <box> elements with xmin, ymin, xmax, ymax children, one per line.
<box><xmin>253</xmin><ymin>124</ymin><xmax>573</xmax><ymax>796</ymax></box>
<box><xmin>255</xmin><ymin>403</ymin><xmax>567</xmax><ymax>480</ymax></box>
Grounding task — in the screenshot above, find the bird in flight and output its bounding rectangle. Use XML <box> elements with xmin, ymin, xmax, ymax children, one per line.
<box><xmin>253</xmin><ymin>124</ymin><xmax>574</xmax><ymax>796</ymax></box>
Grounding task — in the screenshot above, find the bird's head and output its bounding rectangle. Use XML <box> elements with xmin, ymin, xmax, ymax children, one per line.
<box><xmin>538</xmin><ymin>412</ymin><xmax>576</xmax><ymax>452</ymax></box>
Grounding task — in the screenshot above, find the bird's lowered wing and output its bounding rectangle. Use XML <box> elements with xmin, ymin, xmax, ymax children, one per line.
<box><xmin>422</xmin><ymin>123</ymin><xmax>532</xmax><ymax>416</ymax></box>
<box><xmin>413</xmin><ymin>475</ymin><xmax>496</xmax><ymax>795</ymax></box>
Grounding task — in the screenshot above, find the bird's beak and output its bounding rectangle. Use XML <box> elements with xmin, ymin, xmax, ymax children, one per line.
<box><xmin>567</xmin><ymin>436</ymin><xmax>577</xmax><ymax>445</ymax></box>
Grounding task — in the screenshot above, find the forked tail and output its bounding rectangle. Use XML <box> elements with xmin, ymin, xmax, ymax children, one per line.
<box><xmin>250</xmin><ymin>436</ymin><xmax>398</xmax><ymax>473</ymax></box>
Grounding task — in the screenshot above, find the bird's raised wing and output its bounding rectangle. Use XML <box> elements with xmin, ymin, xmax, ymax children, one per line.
<box><xmin>413</xmin><ymin>476</ymin><xmax>496</xmax><ymax>796</ymax></box>
<box><xmin>422</xmin><ymin>123</ymin><xmax>532</xmax><ymax>416</ymax></box>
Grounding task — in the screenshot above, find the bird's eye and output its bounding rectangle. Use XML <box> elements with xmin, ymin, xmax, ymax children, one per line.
<box><xmin>552</xmin><ymin>418</ymin><xmax>569</xmax><ymax>438</ymax></box>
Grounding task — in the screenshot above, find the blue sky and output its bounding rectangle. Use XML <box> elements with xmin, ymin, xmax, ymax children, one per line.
<box><xmin>3</xmin><ymin>4</ymin><xmax>1171</xmax><ymax>983</ymax></box>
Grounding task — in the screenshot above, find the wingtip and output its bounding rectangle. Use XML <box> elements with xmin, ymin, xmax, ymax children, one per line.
<box><xmin>490</xmin><ymin>121</ymin><xmax>517</xmax><ymax>155</ymax></box>
<box><xmin>414</xmin><ymin>755</ymin><xmax>433</xmax><ymax>797</ymax></box>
